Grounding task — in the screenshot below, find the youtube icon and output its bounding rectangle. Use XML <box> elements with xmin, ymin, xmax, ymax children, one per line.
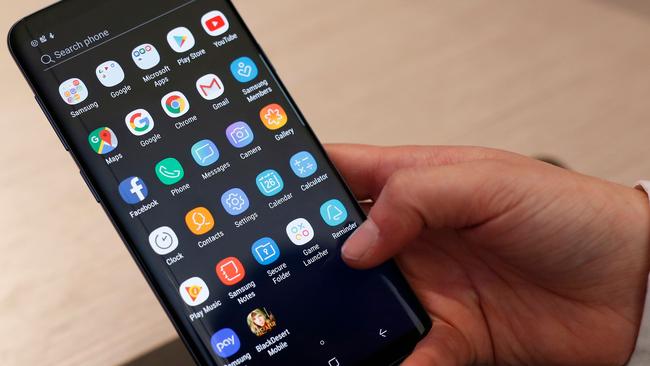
<box><xmin>201</xmin><ymin>11</ymin><xmax>230</xmax><ymax>36</ymax></box>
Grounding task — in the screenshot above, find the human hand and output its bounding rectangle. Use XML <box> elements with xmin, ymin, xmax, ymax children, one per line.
<box><xmin>327</xmin><ymin>144</ymin><xmax>650</xmax><ymax>366</ymax></box>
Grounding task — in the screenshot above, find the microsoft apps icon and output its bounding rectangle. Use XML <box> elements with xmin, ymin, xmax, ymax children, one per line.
<box><xmin>167</xmin><ymin>27</ymin><xmax>195</xmax><ymax>53</ymax></box>
<box><xmin>118</xmin><ymin>177</ymin><xmax>148</xmax><ymax>204</ymax></box>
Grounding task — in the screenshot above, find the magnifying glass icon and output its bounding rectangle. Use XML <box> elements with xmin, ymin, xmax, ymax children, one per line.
<box><xmin>40</xmin><ymin>54</ymin><xmax>54</xmax><ymax>65</ymax></box>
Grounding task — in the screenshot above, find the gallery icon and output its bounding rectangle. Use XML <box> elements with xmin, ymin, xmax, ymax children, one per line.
<box><xmin>320</xmin><ymin>199</ymin><xmax>348</xmax><ymax>227</ymax></box>
<box><xmin>88</xmin><ymin>127</ymin><xmax>118</xmax><ymax>155</ymax></box>
<box><xmin>167</xmin><ymin>26</ymin><xmax>195</xmax><ymax>53</ymax></box>
<box><xmin>226</xmin><ymin>121</ymin><xmax>254</xmax><ymax>148</ymax></box>
<box><xmin>202</xmin><ymin>10</ymin><xmax>230</xmax><ymax>36</ymax></box>
<box><xmin>125</xmin><ymin>109</ymin><xmax>154</xmax><ymax>136</ymax></box>
<box><xmin>230</xmin><ymin>56</ymin><xmax>258</xmax><ymax>83</ymax></box>
<box><xmin>179</xmin><ymin>277</ymin><xmax>210</xmax><ymax>307</ymax></box>
<box><xmin>196</xmin><ymin>74</ymin><xmax>225</xmax><ymax>100</ymax></box>
<box><xmin>216</xmin><ymin>257</ymin><xmax>246</xmax><ymax>286</ymax></box>
<box><xmin>210</xmin><ymin>328</ymin><xmax>241</xmax><ymax>358</ymax></box>
<box><xmin>286</xmin><ymin>218</ymin><xmax>314</xmax><ymax>246</ymax></box>
<box><xmin>191</xmin><ymin>139</ymin><xmax>220</xmax><ymax>166</ymax></box>
<box><xmin>148</xmin><ymin>226</ymin><xmax>179</xmax><ymax>255</ymax></box>
<box><xmin>251</xmin><ymin>237</ymin><xmax>280</xmax><ymax>266</ymax></box>
<box><xmin>95</xmin><ymin>61</ymin><xmax>125</xmax><ymax>87</ymax></box>
<box><xmin>260</xmin><ymin>103</ymin><xmax>288</xmax><ymax>130</ymax></box>
<box><xmin>161</xmin><ymin>91</ymin><xmax>190</xmax><ymax>118</ymax></box>
<box><xmin>185</xmin><ymin>207</ymin><xmax>215</xmax><ymax>236</ymax></box>
<box><xmin>58</xmin><ymin>78</ymin><xmax>88</xmax><ymax>105</ymax></box>
<box><xmin>155</xmin><ymin>157</ymin><xmax>184</xmax><ymax>186</ymax></box>
<box><xmin>220</xmin><ymin>188</ymin><xmax>250</xmax><ymax>216</ymax></box>
<box><xmin>290</xmin><ymin>151</ymin><xmax>318</xmax><ymax>178</ymax></box>
<box><xmin>131</xmin><ymin>43</ymin><xmax>160</xmax><ymax>70</ymax></box>
<box><xmin>118</xmin><ymin>177</ymin><xmax>148</xmax><ymax>204</ymax></box>
<box><xmin>256</xmin><ymin>169</ymin><xmax>284</xmax><ymax>197</ymax></box>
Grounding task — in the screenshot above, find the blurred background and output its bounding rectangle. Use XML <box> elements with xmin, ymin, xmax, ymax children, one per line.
<box><xmin>2</xmin><ymin>0</ymin><xmax>650</xmax><ymax>365</ymax></box>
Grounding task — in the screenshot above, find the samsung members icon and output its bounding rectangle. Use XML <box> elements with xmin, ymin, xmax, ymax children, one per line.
<box><xmin>131</xmin><ymin>43</ymin><xmax>160</xmax><ymax>70</ymax></box>
<box><xmin>118</xmin><ymin>177</ymin><xmax>148</xmax><ymax>204</ymax></box>
<box><xmin>148</xmin><ymin>226</ymin><xmax>179</xmax><ymax>255</ymax></box>
<box><xmin>230</xmin><ymin>56</ymin><xmax>258</xmax><ymax>83</ymax></box>
<box><xmin>125</xmin><ymin>109</ymin><xmax>154</xmax><ymax>136</ymax></box>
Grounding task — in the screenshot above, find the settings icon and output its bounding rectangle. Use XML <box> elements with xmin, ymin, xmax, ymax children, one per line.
<box><xmin>221</xmin><ymin>188</ymin><xmax>250</xmax><ymax>216</ymax></box>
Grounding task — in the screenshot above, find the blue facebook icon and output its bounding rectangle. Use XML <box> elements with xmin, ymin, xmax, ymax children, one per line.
<box><xmin>119</xmin><ymin>176</ymin><xmax>148</xmax><ymax>204</ymax></box>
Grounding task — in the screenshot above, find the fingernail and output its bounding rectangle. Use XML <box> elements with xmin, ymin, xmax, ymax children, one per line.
<box><xmin>342</xmin><ymin>218</ymin><xmax>380</xmax><ymax>261</ymax></box>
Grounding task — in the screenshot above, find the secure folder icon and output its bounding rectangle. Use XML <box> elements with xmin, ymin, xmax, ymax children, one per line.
<box><xmin>196</xmin><ymin>74</ymin><xmax>225</xmax><ymax>100</ymax></box>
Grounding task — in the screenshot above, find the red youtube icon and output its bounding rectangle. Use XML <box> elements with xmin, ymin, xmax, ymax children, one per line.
<box><xmin>201</xmin><ymin>11</ymin><xmax>229</xmax><ymax>36</ymax></box>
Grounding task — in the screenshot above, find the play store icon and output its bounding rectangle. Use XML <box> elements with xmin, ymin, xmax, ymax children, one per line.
<box><xmin>167</xmin><ymin>26</ymin><xmax>195</xmax><ymax>53</ymax></box>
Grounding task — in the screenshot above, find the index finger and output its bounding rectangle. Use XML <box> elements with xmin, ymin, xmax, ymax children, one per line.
<box><xmin>324</xmin><ymin>144</ymin><xmax>516</xmax><ymax>200</ymax></box>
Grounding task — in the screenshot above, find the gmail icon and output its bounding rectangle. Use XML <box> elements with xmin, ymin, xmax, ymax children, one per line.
<box><xmin>196</xmin><ymin>74</ymin><xmax>225</xmax><ymax>100</ymax></box>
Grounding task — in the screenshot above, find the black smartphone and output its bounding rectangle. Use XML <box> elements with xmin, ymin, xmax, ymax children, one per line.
<box><xmin>8</xmin><ymin>1</ymin><xmax>431</xmax><ymax>364</ymax></box>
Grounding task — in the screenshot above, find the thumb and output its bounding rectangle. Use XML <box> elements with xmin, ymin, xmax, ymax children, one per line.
<box><xmin>341</xmin><ymin>160</ymin><xmax>519</xmax><ymax>268</ymax></box>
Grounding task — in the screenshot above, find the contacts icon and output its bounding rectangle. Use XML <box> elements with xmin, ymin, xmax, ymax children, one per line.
<box><xmin>185</xmin><ymin>207</ymin><xmax>214</xmax><ymax>235</ymax></box>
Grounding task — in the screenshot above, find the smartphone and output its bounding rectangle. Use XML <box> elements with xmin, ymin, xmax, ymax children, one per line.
<box><xmin>8</xmin><ymin>1</ymin><xmax>431</xmax><ymax>364</ymax></box>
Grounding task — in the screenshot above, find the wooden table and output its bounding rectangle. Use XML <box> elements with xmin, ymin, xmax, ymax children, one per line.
<box><xmin>2</xmin><ymin>0</ymin><xmax>650</xmax><ymax>364</ymax></box>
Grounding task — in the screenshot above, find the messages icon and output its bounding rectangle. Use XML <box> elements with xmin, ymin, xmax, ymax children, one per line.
<box><xmin>191</xmin><ymin>139</ymin><xmax>220</xmax><ymax>167</ymax></box>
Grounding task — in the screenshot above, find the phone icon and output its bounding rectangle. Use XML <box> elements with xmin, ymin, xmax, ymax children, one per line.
<box><xmin>191</xmin><ymin>139</ymin><xmax>220</xmax><ymax>166</ymax></box>
<box><xmin>221</xmin><ymin>188</ymin><xmax>250</xmax><ymax>216</ymax></box>
<box><xmin>251</xmin><ymin>237</ymin><xmax>280</xmax><ymax>266</ymax></box>
<box><xmin>96</xmin><ymin>60</ymin><xmax>125</xmax><ymax>87</ymax></box>
<box><xmin>132</xmin><ymin>43</ymin><xmax>160</xmax><ymax>70</ymax></box>
<box><xmin>202</xmin><ymin>11</ymin><xmax>229</xmax><ymax>36</ymax></box>
<box><xmin>210</xmin><ymin>328</ymin><xmax>241</xmax><ymax>358</ymax></box>
<box><xmin>58</xmin><ymin>78</ymin><xmax>88</xmax><ymax>105</ymax></box>
<box><xmin>286</xmin><ymin>218</ymin><xmax>314</xmax><ymax>246</ymax></box>
<box><xmin>256</xmin><ymin>169</ymin><xmax>284</xmax><ymax>197</ymax></box>
<box><xmin>260</xmin><ymin>103</ymin><xmax>288</xmax><ymax>130</ymax></box>
<box><xmin>290</xmin><ymin>151</ymin><xmax>318</xmax><ymax>178</ymax></box>
<box><xmin>185</xmin><ymin>207</ymin><xmax>214</xmax><ymax>236</ymax></box>
<box><xmin>155</xmin><ymin>158</ymin><xmax>184</xmax><ymax>185</ymax></box>
<box><xmin>125</xmin><ymin>109</ymin><xmax>154</xmax><ymax>136</ymax></box>
<box><xmin>230</xmin><ymin>56</ymin><xmax>258</xmax><ymax>83</ymax></box>
<box><xmin>161</xmin><ymin>91</ymin><xmax>190</xmax><ymax>118</ymax></box>
<box><xmin>320</xmin><ymin>199</ymin><xmax>348</xmax><ymax>227</ymax></box>
<box><xmin>118</xmin><ymin>177</ymin><xmax>148</xmax><ymax>204</ymax></box>
<box><xmin>167</xmin><ymin>26</ymin><xmax>195</xmax><ymax>53</ymax></box>
<box><xmin>216</xmin><ymin>257</ymin><xmax>245</xmax><ymax>286</ymax></box>
<box><xmin>148</xmin><ymin>226</ymin><xmax>179</xmax><ymax>255</ymax></box>
<box><xmin>226</xmin><ymin>121</ymin><xmax>254</xmax><ymax>148</ymax></box>
<box><xmin>88</xmin><ymin>127</ymin><xmax>118</xmax><ymax>155</ymax></box>
<box><xmin>196</xmin><ymin>74</ymin><xmax>225</xmax><ymax>100</ymax></box>
<box><xmin>179</xmin><ymin>277</ymin><xmax>210</xmax><ymax>307</ymax></box>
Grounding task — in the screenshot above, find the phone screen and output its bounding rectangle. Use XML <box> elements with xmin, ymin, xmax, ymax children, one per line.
<box><xmin>9</xmin><ymin>0</ymin><xmax>430</xmax><ymax>364</ymax></box>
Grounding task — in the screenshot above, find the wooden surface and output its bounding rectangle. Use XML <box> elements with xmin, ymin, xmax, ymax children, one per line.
<box><xmin>2</xmin><ymin>0</ymin><xmax>650</xmax><ymax>365</ymax></box>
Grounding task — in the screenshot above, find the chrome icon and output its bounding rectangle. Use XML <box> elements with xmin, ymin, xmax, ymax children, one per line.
<box><xmin>161</xmin><ymin>91</ymin><xmax>190</xmax><ymax>118</ymax></box>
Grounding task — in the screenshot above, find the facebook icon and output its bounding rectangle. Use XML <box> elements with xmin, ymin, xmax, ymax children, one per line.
<box><xmin>119</xmin><ymin>176</ymin><xmax>149</xmax><ymax>204</ymax></box>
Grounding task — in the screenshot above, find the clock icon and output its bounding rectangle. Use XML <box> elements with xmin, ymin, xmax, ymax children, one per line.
<box><xmin>148</xmin><ymin>226</ymin><xmax>179</xmax><ymax>255</ymax></box>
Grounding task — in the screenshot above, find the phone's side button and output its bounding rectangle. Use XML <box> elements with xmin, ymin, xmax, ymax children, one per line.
<box><xmin>34</xmin><ymin>95</ymin><xmax>70</xmax><ymax>151</ymax></box>
<box><xmin>79</xmin><ymin>170</ymin><xmax>101</xmax><ymax>203</ymax></box>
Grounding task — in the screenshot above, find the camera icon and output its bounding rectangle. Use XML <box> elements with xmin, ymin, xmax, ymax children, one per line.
<box><xmin>226</xmin><ymin>121</ymin><xmax>254</xmax><ymax>148</ymax></box>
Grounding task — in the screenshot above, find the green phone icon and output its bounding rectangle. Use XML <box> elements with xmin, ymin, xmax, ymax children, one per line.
<box><xmin>155</xmin><ymin>157</ymin><xmax>184</xmax><ymax>185</ymax></box>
